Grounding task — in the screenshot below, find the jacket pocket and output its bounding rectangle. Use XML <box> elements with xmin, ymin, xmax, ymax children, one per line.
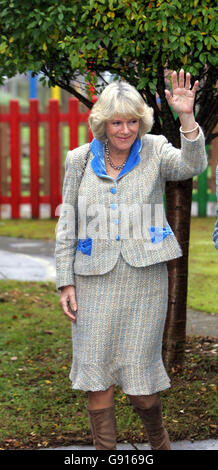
<box><xmin>76</xmin><ymin>237</ymin><xmax>92</xmax><ymax>255</ymax></box>
<box><xmin>148</xmin><ymin>223</ymin><xmax>173</xmax><ymax>244</ymax></box>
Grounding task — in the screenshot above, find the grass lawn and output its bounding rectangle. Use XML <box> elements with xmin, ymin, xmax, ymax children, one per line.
<box><xmin>187</xmin><ymin>217</ymin><xmax>218</xmax><ymax>314</ymax></box>
<box><xmin>0</xmin><ymin>216</ymin><xmax>217</xmax><ymax>449</ymax></box>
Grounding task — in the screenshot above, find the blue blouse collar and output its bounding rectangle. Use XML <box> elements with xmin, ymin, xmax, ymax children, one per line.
<box><xmin>90</xmin><ymin>137</ymin><xmax>142</xmax><ymax>181</ymax></box>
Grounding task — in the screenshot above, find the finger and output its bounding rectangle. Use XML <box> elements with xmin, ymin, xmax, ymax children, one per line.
<box><xmin>164</xmin><ymin>89</ymin><xmax>172</xmax><ymax>102</ymax></box>
<box><xmin>185</xmin><ymin>72</ymin><xmax>191</xmax><ymax>90</ymax></box>
<box><xmin>192</xmin><ymin>80</ymin><xmax>199</xmax><ymax>94</ymax></box>
<box><xmin>178</xmin><ymin>69</ymin><xmax>184</xmax><ymax>88</ymax></box>
<box><xmin>171</xmin><ymin>70</ymin><xmax>178</xmax><ymax>91</ymax></box>
<box><xmin>65</xmin><ymin>307</ymin><xmax>77</xmax><ymax>321</ymax></box>
<box><xmin>65</xmin><ymin>310</ymin><xmax>77</xmax><ymax>322</ymax></box>
<box><xmin>60</xmin><ymin>298</ymin><xmax>77</xmax><ymax>321</ymax></box>
<box><xmin>66</xmin><ymin>299</ymin><xmax>77</xmax><ymax>319</ymax></box>
<box><xmin>68</xmin><ymin>294</ymin><xmax>78</xmax><ymax>312</ymax></box>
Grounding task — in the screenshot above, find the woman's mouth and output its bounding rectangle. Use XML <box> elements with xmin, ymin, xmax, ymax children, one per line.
<box><xmin>118</xmin><ymin>136</ymin><xmax>131</xmax><ymax>140</ymax></box>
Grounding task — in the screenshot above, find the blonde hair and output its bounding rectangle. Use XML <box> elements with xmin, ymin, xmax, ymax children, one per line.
<box><xmin>88</xmin><ymin>80</ymin><xmax>154</xmax><ymax>142</ymax></box>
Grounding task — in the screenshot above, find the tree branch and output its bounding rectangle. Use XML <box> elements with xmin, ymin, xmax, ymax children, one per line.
<box><xmin>207</xmin><ymin>132</ymin><xmax>218</xmax><ymax>144</ymax></box>
<box><xmin>156</xmin><ymin>62</ymin><xmax>180</xmax><ymax>146</ymax></box>
<box><xmin>41</xmin><ymin>65</ymin><xmax>93</xmax><ymax>109</ymax></box>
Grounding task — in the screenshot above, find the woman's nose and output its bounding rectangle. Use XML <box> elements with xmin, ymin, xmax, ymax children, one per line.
<box><xmin>121</xmin><ymin>122</ymin><xmax>129</xmax><ymax>133</ymax></box>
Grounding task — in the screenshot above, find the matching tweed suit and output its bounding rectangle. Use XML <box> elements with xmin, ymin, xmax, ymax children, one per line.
<box><xmin>55</xmin><ymin>128</ymin><xmax>207</xmax><ymax>394</ymax></box>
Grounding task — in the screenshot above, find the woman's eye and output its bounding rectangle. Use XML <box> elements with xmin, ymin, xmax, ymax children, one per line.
<box><xmin>111</xmin><ymin>119</ymin><xmax>138</xmax><ymax>125</ymax></box>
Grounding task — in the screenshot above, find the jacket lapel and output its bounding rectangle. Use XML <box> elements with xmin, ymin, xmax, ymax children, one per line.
<box><xmin>90</xmin><ymin>137</ymin><xmax>142</xmax><ymax>181</ymax></box>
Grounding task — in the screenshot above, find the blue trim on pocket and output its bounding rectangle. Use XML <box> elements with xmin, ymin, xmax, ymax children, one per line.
<box><xmin>76</xmin><ymin>237</ymin><xmax>92</xmax><ymax>255</ymax></box>
<box><xmin>148</xmin><ymin>223</ymin><xmax>173</xmax><ymax>244</ymax></box>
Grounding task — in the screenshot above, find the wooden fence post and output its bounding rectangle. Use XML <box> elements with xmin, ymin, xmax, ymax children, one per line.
<box><xmin>30</xmin><ymin>99</ymin><xmax>40</xmax><ymax>218</ymax></box>
<box><xmin>10</xmin><ymin>100</ymin><xmax>20</xmax><ymax>219</ymax></box>
<box><xmin>49</xmin><ymin>99</ymin><xmax>60</xmax><ymax>218</ymax></box>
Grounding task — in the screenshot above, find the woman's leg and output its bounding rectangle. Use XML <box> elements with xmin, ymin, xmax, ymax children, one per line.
<box><xmin>87</xmin><ymin>385</ymin><xmax>117</xmax><ymax>450</ymax></box>
<box><xmin>127</xmin><ymin>392</ymin><xmax>158</xmax><ymax>410</ymax></box>
<box><xmin>88</xmin><ymin>385</ymin><xmax>115</xmax><ymax>409</ymax></box>
<box><xmin>127</xmin><ymin>392</ymin><xmax>171</xmax><ymax>450</ymax></box>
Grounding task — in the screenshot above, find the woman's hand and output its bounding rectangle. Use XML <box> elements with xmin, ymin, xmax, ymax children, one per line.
<box><xmin>164</xmin><ymin>69</ymin><xmax>199</xmax><ymax>116</ymax></box>
<box><xmin>60</xmin><ymin>285</ymin><xmax>78</xmax><ymax>322</ymax></box>
<box><xmin>165</xmin><ymin>69</ymin><xmax>199</xmax><ymax>139</ymax></box>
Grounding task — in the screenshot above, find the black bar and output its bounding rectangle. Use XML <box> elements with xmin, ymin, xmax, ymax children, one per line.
<box><xmin>0</xmin><ymin>449</ymin><xmax>215</xmax><ymax>467</ymax></box>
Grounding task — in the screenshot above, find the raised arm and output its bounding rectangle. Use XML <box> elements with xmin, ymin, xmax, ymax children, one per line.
<box><xmin>156</xmin><ymin>69</ymin><xmax>207</xmax><ymax>182</ymax></box>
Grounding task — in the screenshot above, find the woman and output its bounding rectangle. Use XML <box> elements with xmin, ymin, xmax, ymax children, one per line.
<box><xmin>55</xmin><ymin>70</ymin><xmax>207</xmax><ymax>450</ymax></box>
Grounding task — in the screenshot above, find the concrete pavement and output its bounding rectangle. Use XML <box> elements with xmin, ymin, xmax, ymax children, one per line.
<box><xmin>42</xmin><ymin>439</ymin><xmax>218</xmax><ymax>451</ymax></box>
<box><xmin>0</xmin><ymin>235</ymin><xmax>56</xmax><ymax>282</ymax></box>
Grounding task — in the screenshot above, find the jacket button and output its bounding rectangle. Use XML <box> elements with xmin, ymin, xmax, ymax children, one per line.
<box><xmin>110</xmin><ymin>203</ymin><xmax>117</xmax><ymax>210</ymax></box>
<box><xmin>110</xmin><ymin>187</ymin><xmax>117</xmax><ymax>194</ymax></box>
<box><xmin>114</xmin><ymin>219</ymin><xmax>119</xmax><ymax>224</ymax></box>
<box><xmin>115</xmin><ymin>235</ymin><xmax>120</xmax><ymax>240</ymax></box>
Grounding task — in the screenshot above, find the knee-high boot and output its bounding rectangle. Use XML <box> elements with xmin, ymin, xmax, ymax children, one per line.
<box><xmin>130</xmin><ymin>395</ymin><xmax>171</xmax><ymax>450</ymax></box>
<box><xmin>87</xmin><ymin>405</ymin><xmax>117</xmax><ymax>450</ymax></box>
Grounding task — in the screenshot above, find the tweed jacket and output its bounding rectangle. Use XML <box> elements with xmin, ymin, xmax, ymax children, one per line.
<box><xmin>55</xmin><ymin>127</ymin><xmax>207</xmax><ymax>290</ymax></box>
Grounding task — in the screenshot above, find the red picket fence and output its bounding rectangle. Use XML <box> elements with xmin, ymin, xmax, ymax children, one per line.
<box><xmin>0</xmin><ymin>97</ymin><xmax>96</xmax><ymax>219</ymax></box>
<box><xmin>0</xmin><ymin>97</ymin><xmax>216</xmax><ymax>219</ymax></box>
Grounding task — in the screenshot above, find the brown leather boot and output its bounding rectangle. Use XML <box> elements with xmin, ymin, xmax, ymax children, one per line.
<box><xmin>130</xmin><ymin>395</ymin><xmax>171</xmax><ymax>450</ymax></box>
<box><xmin>87</xmin><ymin>405</ymin><xmax>117</xmax><ymax>450</ymax></box>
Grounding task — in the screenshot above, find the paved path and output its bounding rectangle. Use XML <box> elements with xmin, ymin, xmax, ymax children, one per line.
<box><xmin>43</xmin><ymin>439</ymin><xmax>218</xmax><ymax>450</ymax></box>
<box><xmin>0</xmin><ymin>236</ymin><xmax>56</xmax><ymax>282</ymax></box>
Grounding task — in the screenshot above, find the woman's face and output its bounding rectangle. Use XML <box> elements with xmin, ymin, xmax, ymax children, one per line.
<box><xmin>105</xmin><ymin>115</ymin><xmax>140</xmax><ymax>154</ymax></box>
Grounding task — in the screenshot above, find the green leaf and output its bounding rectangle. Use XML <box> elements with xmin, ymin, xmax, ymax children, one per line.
<box><xmin>137</xmin><ymin>77</ymin><xmax>147</xmax><ymax>90</ymax></box>
<box><xmin>72</xmin><ymin>5</ymin><xmax>78</xmax><ymax>14</ymax></box>
<box><xmin>58</xmin><ymin>13</ymin><xmax>64</xmax><ymax>21</ymax></box>
<box><xmin>199</xmin><ymin>53</ymin><xmax>206</xmax><ymax>64</ymax></box>
<box><xmin>103</xmin><ymin>37</ymin><xmax>110</xmax><ymax>48</ymax></box>
<box><xmin>148</xmin><ymin>81</ymin><xmax>157</xmax><ymax>95</ymax></box>
<box><xmin>197</xmin><ymin>42</ymin><xmax>203</xmax><ymax>52</ymax></box>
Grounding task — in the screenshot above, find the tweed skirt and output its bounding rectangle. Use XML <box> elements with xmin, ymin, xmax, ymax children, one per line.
<box><xmin>69</xmin><ymin>253</ymin><xmax>171</xmax><ymax>395</ymax></box>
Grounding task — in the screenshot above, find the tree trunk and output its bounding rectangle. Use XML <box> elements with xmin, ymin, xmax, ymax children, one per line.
<box><xmin>154</xmin><ymin>67</ymin><xmax>193</xmax><ymax>369</ymax></box>
<box><xmin>162</xmin><ymin>178</ymin><xmax>193</xmax><ymax>369</ymax></box>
